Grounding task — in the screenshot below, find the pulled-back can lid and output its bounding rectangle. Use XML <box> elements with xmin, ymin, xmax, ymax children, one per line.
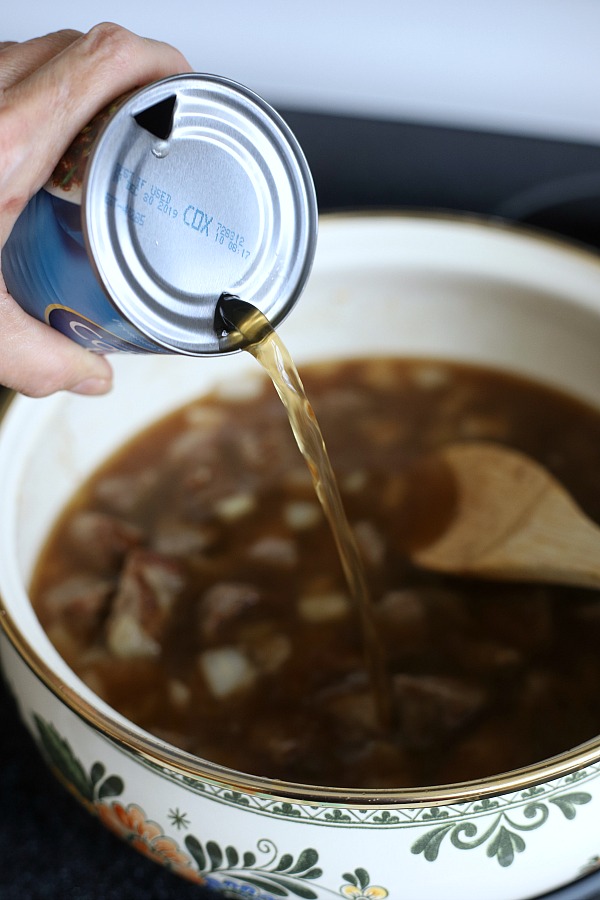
<box><xmin>82</xmin><ymin>74</ymin><xmax>318</xmax><ymax>355</ymax></box>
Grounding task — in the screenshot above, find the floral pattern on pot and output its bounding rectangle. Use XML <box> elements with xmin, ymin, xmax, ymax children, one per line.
<box><xmin>33</xmin><ymin>714</ymin><xmax>390</xmax><ymax>898</ymax></box>
<box><xmin>32</xmin><ymin>708</ymin><xmax>600</xmax><ymax>892</ymax></box>
<box><xmin>411</xmin><ymin>789</ymin><xmax>593</xmax><ymax>868</ymax></box>
<box><xmin>138</xmin><ymin>753</ymin><xmax>600</xmax><ymax>846</ymax></box>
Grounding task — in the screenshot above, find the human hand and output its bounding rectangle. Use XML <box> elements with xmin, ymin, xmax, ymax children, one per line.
<box><xmin>0</xmin><ymin>24</ymin><xmax>192</xmax><ymax>397</ymax></box>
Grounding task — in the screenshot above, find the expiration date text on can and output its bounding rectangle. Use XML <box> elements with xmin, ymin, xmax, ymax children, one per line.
<box><xmin>112</xmin><ymin>163</ymin><xmax>146</xmax><ymax>196</ymax></box>
<box><xmin>215</xmin><ymin>223</ymin><xmax>251</xmax><ymax>259</ymax></box>
<box><xmin>142</xmin><ymin>188</ymin><xmax>178</xmax><ymax>218</ymax></box>
<box><xmin>105</xmin><ymin>193</ymin><xmax>146</xmax><ymax>226</ymax></box>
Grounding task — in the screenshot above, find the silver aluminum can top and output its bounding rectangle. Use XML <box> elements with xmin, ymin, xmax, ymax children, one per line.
<box><xmin>82</xmin><ymin>74</ymin><xmax>318</xmax><ymax>355</ymax></box>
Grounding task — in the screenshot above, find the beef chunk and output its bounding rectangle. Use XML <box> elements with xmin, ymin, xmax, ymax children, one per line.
<box><xmin>106</xmin><ymin>550</ymin><xmax>184</xmax><ymax>658</ymax></box>
<box><xmin>41</xmin><ymin>574</ymin><xmax>113</xmax><ymax>637</ymax></box>
<box><xmin>393</xmin><ymin>674</ymin><xmax>486</xmax><ymax>750</ymax></box>
<box><xmin>198</xmin><ymin>582</ymin><xmax>261</xmax><ymax>643</ymax></box>
<box><xmin>67</xmin><ymin>511</ymin><xmax>144</xmax><ymax>572</ymax></box>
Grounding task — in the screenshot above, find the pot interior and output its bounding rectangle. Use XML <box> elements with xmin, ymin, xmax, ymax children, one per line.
<box><xmin>3</xmin><ymin>213</ymin><xmax>600</xmax><ymax>795</ymax></box>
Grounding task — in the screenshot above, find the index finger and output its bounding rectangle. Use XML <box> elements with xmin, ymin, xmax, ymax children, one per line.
<box><xmin>0</xmin><ymin>30</ymin><xmax>81</xmax><ymax>88</ymax></box>
<box><xmin>2</xmin><ymin>23</ymin><xmax>192</xmax><ymax>218</ymax></box>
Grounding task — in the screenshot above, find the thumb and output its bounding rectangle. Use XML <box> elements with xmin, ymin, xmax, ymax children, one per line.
<box><xmin>0</xmin><ymin>289</ymin><xmax>113</xmax><ymax>397</ymax></box>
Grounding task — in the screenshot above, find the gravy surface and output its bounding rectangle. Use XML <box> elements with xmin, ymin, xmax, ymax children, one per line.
<box><xmin>31</xmin><ymin>358</ymin><xmax>600</xmax><ymax>787</ymax></box>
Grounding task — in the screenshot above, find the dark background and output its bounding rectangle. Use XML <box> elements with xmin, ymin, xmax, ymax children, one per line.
<box><xmin>3</xmin><ymin>110</ymin><xmax>600</xmax><ymax>899</ymax></box>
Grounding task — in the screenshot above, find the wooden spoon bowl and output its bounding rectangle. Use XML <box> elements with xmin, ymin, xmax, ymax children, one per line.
<box><xmin>410</xmin><ymin>441</ymin><xmax>600</xmax><ymax>589</ymax></box>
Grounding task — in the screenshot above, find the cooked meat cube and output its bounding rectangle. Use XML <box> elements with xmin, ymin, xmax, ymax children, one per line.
<box><xmin>41</xmin><ymin>574</ymin><xmax>113</xmax><ymax>637</ymax></box>
<box><xmin>376</xmin><ymin>589</ymin><xmax>428</xmax><ymax>641</ymax></box>
<box><xmin>92</xmin><ymin>468</ymin><xmax>159</xmax><ymax>516</ymax></box>
<box><xmin>244</xmin><ymin>627</ymin><xmax>292</xmax><ymax>673</ymax></box>
<box><xmin>245</xmin><ymin>714</ymin><xmax>319</xmax><ymax>771</ymax></box>
<box><xmin>167</xmin><ymin>425</ymin><xmax>221</xmax><ymax>465</ymax></box>
<box><xmin>375</xmin><ymin>594</ymin><xmax>430</xmax><ymax>662</ymax></box>
<box><xmin>258</xmin><ymin>727</ymin><xmax>304</xmax><ymax>768</ymax></box>
<box><xmin>424</xmin><ymin>589</ymin><xmax>470</xmax><ymax>626</ymax></box>
<box><xmin>198</xmin><ymin>582</ymin><xmax>261</xmax><ymax>642</ymax></box>
<box><xmin>393</xmin><ymin>674</ymin><xmax>486</xmax><ymax>749</ymax></box>
<box><xmin>106</xmin><ymin>550</ymin><xmax>184</xmax><ymax>658</ymax></box>
<box><xmin>325</xmin><ymin>687</ymin><xmax>380</xmax><ymax>737</ymax></box>
<box><xmin>67</xmin><ymin>511</ymin><xmax>144</xmax><ymax>572</ymax></box>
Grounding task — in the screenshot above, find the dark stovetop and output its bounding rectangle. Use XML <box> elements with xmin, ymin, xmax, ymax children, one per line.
<box><xmin>2</xmin><ymin>110</ymin><xmax>600</xmax><ymax>900</ymax></box>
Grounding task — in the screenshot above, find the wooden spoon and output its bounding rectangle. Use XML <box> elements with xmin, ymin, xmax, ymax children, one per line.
<box><xmin>410</xmin><ymin>441</ymin><xmax>600</xmax><ymax>589</ymax></box>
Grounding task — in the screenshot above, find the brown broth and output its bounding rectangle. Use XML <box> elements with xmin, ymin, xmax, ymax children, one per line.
<box><xmin>30</xmin><ymin>358</ymin><xmax>600</xmax><ymax>788</ymax></box>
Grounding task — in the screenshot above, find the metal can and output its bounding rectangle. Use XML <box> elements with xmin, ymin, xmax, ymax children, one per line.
<box><xmin>2</xmin><ymin>74</ymin><xmax>318</xmax><ymax>355</ymax></box>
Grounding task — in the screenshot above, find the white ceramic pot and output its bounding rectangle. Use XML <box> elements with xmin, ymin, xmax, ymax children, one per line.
<box><xmin>2</xmin><ymin>214</ymin><xmax>600</xmax><ymax>900</ymax></box>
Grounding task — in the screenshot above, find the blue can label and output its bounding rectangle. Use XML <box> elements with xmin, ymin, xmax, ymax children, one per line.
<box><xmin>2</xmin><ymin>190</ymin><xmax>162</xmax><ymax>354</ymax></box>
<box><xmin>1</xmin><ymin>92</ymin><xmax>165</xmax><ymax>355</ymax></box>
<box><xmin>45</xmin><ymin>306</ymin><xmax>151</xmax><ymax>353</ymax></box>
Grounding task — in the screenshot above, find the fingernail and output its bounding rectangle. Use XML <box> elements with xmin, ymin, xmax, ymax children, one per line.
<box><xmin>69</xmin><ymin>377</ymin><xmax>112</xmax><ymax>396</ymax></box>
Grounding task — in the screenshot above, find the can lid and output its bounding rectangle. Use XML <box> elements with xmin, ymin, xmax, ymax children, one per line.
<box><xmin>82</xmin><ymin>74</ymin><xmax>318</xmax><ymax>355</ymax></box>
